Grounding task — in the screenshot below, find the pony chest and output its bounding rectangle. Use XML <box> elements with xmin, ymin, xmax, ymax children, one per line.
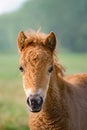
<box><xmin>29</xmin><ymin>113</ymin><xmax>69</xmax><ymax>130</ymax></box>
<box><xmin>29</xmin><ymin>118</ymin><xmax>59</xmax><ymax>130</ymax></box>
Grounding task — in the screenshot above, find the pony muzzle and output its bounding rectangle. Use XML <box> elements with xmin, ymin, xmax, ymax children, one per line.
<box><xmin>27</xmin><ymin>95</ymin><xmax>43</xmax><ymax>112</ymax></box>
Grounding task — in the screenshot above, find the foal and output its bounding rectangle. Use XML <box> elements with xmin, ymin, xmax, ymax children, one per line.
<box><xmin>17</xmin><ymin>30</ymin><xmax>87</xmax><ymax>130</ymax></box>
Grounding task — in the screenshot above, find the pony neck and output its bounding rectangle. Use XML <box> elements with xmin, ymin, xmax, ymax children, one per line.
<box><xmin>43</xmin><ymin>66</ymin><xmax>67</xmax><ymax>119</ymax></box>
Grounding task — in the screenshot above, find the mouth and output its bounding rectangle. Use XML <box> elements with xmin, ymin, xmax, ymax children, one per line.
<box><xmin>30</xmin><ymin>108</ymin><xmax>41</xmax><ymax>113</ymax></box>
<box><xmin>28</xmin><ymin>105</ymin><xmax>42</xmax><ymax>113</ymax></box>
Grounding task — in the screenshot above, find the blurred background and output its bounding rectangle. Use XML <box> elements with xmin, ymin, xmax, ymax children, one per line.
<box><xmin>0</xmin><ymin>0</ymin><xmax>87</xmax><ymax>129</ymax></box>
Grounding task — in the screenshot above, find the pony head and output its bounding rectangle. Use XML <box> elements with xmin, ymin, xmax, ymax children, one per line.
<box><xmin>17</xmin><ymin>30</ymin><xmax>56</xmax><ymax>112</ymax></box>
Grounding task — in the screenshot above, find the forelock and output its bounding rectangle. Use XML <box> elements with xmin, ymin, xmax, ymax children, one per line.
<box><xmin>25</xmin><ymin>29</ymin><xmax>47</xmax><ymax>45</ymax></box>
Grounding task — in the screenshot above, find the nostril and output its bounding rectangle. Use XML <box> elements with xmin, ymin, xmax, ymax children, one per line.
<box><xmin>37</xmin><ymin>96</ymin><xmax>43</xmax><ymax>106</ymax></box>
<box><xmin>27</xmin><ymin>97</ymin><xmax>30</xmax><ymax>106</ymax></box>
<box><xmin>31</xmin><ymin>99</ymin><xmax>36</xmax><ymax>106</ymax></box>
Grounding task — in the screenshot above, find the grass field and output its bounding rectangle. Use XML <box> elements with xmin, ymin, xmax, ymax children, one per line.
<box><xmin>0</xmin><ymin>54</ymin><xmax>29</xmax><ymax>130</ymax></box>
<box><xmin>0</xmin><ymin>52</ymin><xmax>87</xmax><ymax>130</ymax></box>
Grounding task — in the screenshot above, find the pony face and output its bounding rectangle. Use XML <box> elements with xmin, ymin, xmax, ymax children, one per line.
<box><xmin>17</xmin><ymin>30</ymin><xmax>56</xmax><ymax>112</ymax></box>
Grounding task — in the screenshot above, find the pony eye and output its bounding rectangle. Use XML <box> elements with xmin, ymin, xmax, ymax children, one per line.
<box><xmin>19</xmin><ymin>66</ymin><xmax>24</xmax><ymax>72</ymax></box>
<box><xmin>48</xmin><ymin>66</ymin><xmax>53</xmax><ymax>73</ymax></box>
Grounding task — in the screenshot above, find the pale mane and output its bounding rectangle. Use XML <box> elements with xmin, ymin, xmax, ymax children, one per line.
<box><xmin>53</xmin><ymin>54</ymin><xmax>65</xmax><ymax>76</ymax></box>
<box><xmin>25</xmin><ymin>29</ymin><xmax>47</xmax><ymax>43</ymax></box>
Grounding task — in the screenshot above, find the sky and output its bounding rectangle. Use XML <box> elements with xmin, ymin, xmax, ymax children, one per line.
<box><xmin>0</xmin><ymin>0</ymin><xmax>27</xmax><ymax>15</ymax></box>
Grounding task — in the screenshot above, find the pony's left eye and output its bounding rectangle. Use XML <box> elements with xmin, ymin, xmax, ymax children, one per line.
<box><xmin>19</xmin><ymin>66</ymin><xmax>24</xmax><ymax>72</ymax></box>
<box><xmin>48</xmin><ymin>66</ymin><xmax>53</xmax><ymax>73</ymax></box>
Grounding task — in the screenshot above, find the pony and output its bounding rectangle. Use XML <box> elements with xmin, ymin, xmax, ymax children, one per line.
<box><xmin>17</xmin><ymin>29</ymin><xmax>87</xmax><ymax>130</ymax></box>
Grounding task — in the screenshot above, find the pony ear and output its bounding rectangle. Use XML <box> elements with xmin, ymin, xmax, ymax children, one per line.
<box><xmin>45</xmin><ymin>32</ymin><xmax>56</xmax><ymax>52</ymax></box>
<box><xmin>17</xmin><ymin>31</ymin><xmax>27</xmax><ymax>53</ymax></box>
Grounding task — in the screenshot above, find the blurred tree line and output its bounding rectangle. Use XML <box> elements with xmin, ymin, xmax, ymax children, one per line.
<box><xmin>0</xmin><ymin>0</ymin><xmax>87</xmax><ymax>53</ymax></box>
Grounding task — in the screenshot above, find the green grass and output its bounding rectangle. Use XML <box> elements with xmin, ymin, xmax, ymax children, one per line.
<box><xmin>0</xmin><ymin>54</ymin><xmax>29</xmax><ymax>130</ymax></box>
<box><xmin>59</xmin><ymin>52</ymin><xmax>87</xmax><ymax>75</ymax></box>
<box><xmin>0</xmin><ymin>81</ymin><xmax>29</xmax><ymax>130</ymax></box>
<box><xmin>0</xmin><ymin>54</ymin><xmax>19</xmax><ymax>80</ymax></box>
<box><xmin>0</xmin><ymin>52</ymin><xmax>87</xmax><ymax>130</ymax></box>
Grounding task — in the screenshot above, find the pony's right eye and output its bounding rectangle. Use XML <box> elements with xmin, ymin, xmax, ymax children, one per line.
<box><xmin>48</xmin><ymin>66</ymin><xmax>53</xmax><ymax>73</ymax></box>
<box><xmin>19</xmin><ymin>66</ymin><xmax>24</xmax><ymax>72</ymax></box>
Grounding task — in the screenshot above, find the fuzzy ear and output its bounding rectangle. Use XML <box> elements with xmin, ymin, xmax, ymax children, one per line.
<box><xmin>45</xmin><ymin>32</ymin><xmax>56</xmax><ymax>52</ymax></box>
<box><xmin>17</xmin><ymin>31</ymin><xmax>27</xmax><ymax>53</ymax></box>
